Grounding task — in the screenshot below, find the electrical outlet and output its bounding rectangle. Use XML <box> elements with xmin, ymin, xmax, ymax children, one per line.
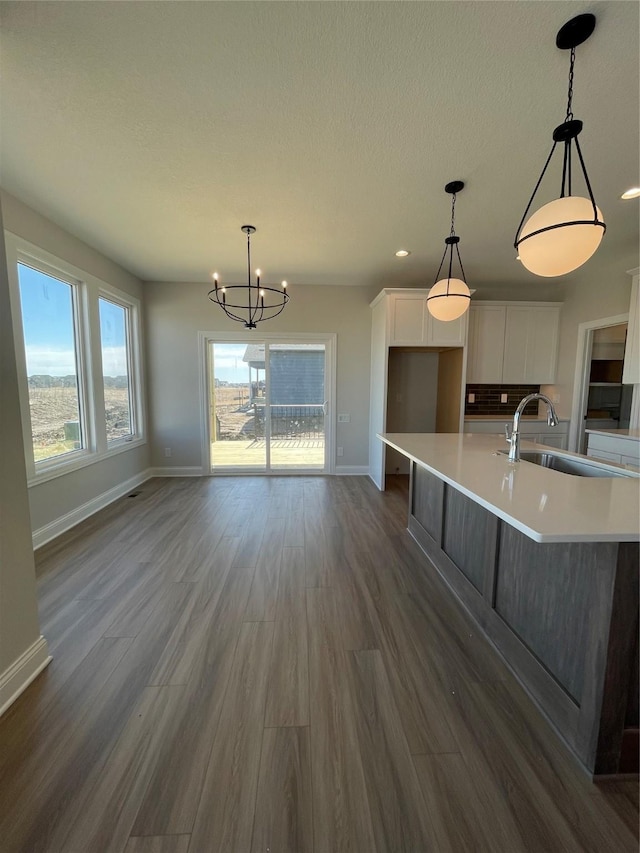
<box><xmin>468</xmin><ymin>393</ymin><xmax>475</xmax><ymax>404</ymax></box>
<box><xmin>337</xmin><ymin>413</ymin><xmax>350</xmax><ymax>423</ymax></box>
<box><xmin>500</xmin><ymin>393</ymin><xmax>508</xmax><ymax>404</ymax></box>
<box><xmin>337</xmin><ymin>446</ymin><xmax>344</xmax><ymax>457</ymax></box>
<box><xmin>552</xmin><ymin>394</ymin><xmax>560</xmax><ymax>404</ymax></box>
<box><xmin>164</xmin><ymin>447</ymin><xmax>172</xmax><ymax>457</ymax></box>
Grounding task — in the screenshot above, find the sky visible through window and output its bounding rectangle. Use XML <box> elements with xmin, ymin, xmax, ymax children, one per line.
<box><xmin>212</xmin><ymin>343</ymin><xmax>324</xmax><ymax>384</ymax></box>
<box><xmin>18</xmin><ymin>263</ymin><xmax>79</xmax><ymax>376</ymax></box>
<box><xmin>98</xmin><ymin>297</ymin><xmax>128</xmax><ymax>378</ymax></box>
<box><xmin>214</xmin><ymin>343</ymin><xmax>254</xmax><ymax>384</ymax></box>
<box><xmin>17</xmin><ymin>264</ymin><xmax>128</xmax><ymax>377</ymax></box>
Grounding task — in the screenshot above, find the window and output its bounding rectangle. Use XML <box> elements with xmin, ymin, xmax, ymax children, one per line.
<box><xmin>99</xmin><ymin>296</ymin><xmax>134</xmax><ymax>441</ymax></box>
<box><xmin>17</xmin><ymin>262</ymin><xmax>86</xmax><ymax>463</ymax></box>
<box><xmin>8</xmin><ymin>235</ymin><xmax>145</xmax><ymax>483</ymax></box>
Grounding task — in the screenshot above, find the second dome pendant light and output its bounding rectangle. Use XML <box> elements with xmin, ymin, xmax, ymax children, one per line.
<box><xmin>426</xmin><ymin>181</ymin><xmax>471</xmax><ymax>322</ymax></box>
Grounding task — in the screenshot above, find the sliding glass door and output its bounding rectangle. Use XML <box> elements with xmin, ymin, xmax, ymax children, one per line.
<box><xmin>207</xmin><ymin>336</ymin><xmax>331</xmax><ymax>473</ymax></box>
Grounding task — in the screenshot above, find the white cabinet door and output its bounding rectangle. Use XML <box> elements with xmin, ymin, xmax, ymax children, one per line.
<box><xmin>426</xmin><ymin>309</ymin><xmax>468</xmax><ymax>347</ymax></box>
<box><xmin>527</xmin><ymin>306</ymin><xmax>560</xmax><ymax>383</ymax></box>
<box><xmin>502</xmin><ymin>306</ymin><xmax>560</xmax><ymax>384</ymax></box>
<box><xmin>623</xmin><ymin>277</ymin><xmax>639</xmax><ymax>384</ymax></box>
<box><xmin>586</xmin><ymin>447</ymin><xmax>621</xmax><ymax>463</ymax></box>
<box><xmin>389</xmin><ymin>294</ymin><xmax>427</xmax><ymax>345</ymax></box>
<box><xmin>466</xmin><ymin>305</ymin><xmax>506</xmax><ymax>383</ymax></box>
<box><xmin>536</xmin><ymin>433</ymin><xmax>567</xmax><ymax>450</ymax></box>
<box><xmin>389</xmin><ymin>291</ymin><xmax>469</xmax><ymax>347</ymax></box>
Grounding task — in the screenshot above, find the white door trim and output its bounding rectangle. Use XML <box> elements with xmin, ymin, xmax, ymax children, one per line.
<box><xmin>198</xmin><ymin>331</ymin><xmax>337</xmax><ymax>475</ymax></box>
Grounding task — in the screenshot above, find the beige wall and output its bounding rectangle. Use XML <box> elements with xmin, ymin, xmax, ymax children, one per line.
<box><xmin>1</xmin><ymin>191</ymin><xmax>150</xmax><ymax>535</ymax></box>
<box><xmin>1</xmin><ymin>191</ymin><xmax>144</xmax><ymax>301</ymax></box>
<box><xmin>0</xmin><ymin>201</ymin><xmax>42</xmax><ymax>679</ymax></box>
<box><xmin>144</xmin><ymin>282</ymin><xmax>374</xmax><ymax>470</ymax></box>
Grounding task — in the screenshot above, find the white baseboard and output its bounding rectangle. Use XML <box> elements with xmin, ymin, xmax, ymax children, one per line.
<box><xmin>32</xmin><ymin>469</ymin><xmax>154</xmax><ymax>550</ymax></box>
<box><xmin>335</xmin><ymin>465</ymin><xmax>369</xmax><ymax>475</ymax></box>
<box><xmin>148</xmin><ymin>466</ymin><xmax>204</xmax><ymax>477</ymax></box>
<box><xmin>0</xmin><ymin>636</ymin><xmax>51</xmax><ymax>718</ymax></box>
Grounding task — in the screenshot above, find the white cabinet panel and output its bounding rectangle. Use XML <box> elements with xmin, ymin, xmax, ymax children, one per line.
<box><xmin>502</xmin><ymin>305</ymin><xmax>560</xmax><ymax>385</ymax></box>
<box><xmin>467</xmin><ymin>303</ymin><xmax>560</xmax><ymax>385</ymax></box>
<box><xmin>501</xmin><ymin>307</ymin><xmax>530</xmax><ymax>383</ymax></box>
<box><xmin>463</xmin><ymin>420</ymin><xmax>569</xmax><ymax>451</ymax></box>
<box><xmin>502</xmin><ymin>305</ymin><xmax>560</xmax><ymax>384</ymax></box>
<box><xmin>586</xmin><ymin>431</ymin><xmax>640</xmax><ymax>467</ymax></box>
<box><xmin>389</xmin><ymin>295</ymin><xmax>427</xmax><ymax>344</ymax></box>
<box><xmin>536</xmin><ymin>433</ymin><xmax>568</xmax><ymax>450</ymax></box>
<box><xmin>621</xmin><ymin>453</ymin><xmax>640</xmax><ymax>468</ymax></box>
<box><xmin>527</xmin><ymin>307</ymin><xmax>561</xmax><ymax>383</ymax></box>
<box><xmin>388</xmin><ymin>292</ymin><xmax>469</xmax><ymax>347</ymax></box>
<box><xmin>587</xmin><ymin>448</ymin><xmax>622</xmax><ymax>463</ymax></box>
<box><xmin>467</xmin><ymin>306</ymin><xmax>505</xmax><ymax>383</ymax></box>
<box><xmin>427</xmin><ymin>310</ymin><xmax>468</xmax><ymax>347</ymax></box>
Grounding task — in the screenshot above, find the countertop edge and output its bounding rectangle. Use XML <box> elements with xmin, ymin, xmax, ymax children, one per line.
<box><xmin>379</xmin><ymin>433</ymin><xmax>640</xmax><ymax>544</ymax></box>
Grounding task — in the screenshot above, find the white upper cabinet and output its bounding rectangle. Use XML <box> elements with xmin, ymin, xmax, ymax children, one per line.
<box><xmin>502</xmin><ymin>305</ymin><xmax>560</xmax><ymax>384</ymax></box>
<box><xmin>622</xmin><ymin>273</ymin><xmax>639</xmax><ymax>385</ymax></box>
<box><xmin>389</xmin><ymin>293</ymin><xmax>428</xmax><ymax>344</ymax></box>
<box><xmin>467</xmin><ymin>302</ymin><xmax>561</xmax><ymax>384</ymax></box>
<box><xmin>387</xmin><ymin>290</ymin><xmax>468</xmax><ymax>347</ymax></box>
<box><xmin>426</xmin><ymin>310</ymin><xmax>468</xmax><ymax>347</ymax></box>
<box><xmin>466</xmin><ymin>305</ymin><xmax>506</xmax><ymax>383</ymax></box>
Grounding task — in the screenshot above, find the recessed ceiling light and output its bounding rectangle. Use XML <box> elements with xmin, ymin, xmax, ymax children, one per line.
<box><xmin>395</xmin><ymin>249</ymin><xmax>410</xmax><ymax>257</ymax></box>
<box><xmin>621</xmin><ymin>187</ymin><xmax>640</xmax><ymax>199</ymax></box>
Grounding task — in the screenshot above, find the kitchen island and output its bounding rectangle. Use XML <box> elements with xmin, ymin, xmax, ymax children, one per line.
<box><xmin>379</xmin><ymin>433</ymin><xmax>639</xmax><ymax>776</ymax></box>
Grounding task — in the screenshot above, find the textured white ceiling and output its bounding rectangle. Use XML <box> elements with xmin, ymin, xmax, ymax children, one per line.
<box><xmin>0</xmin><ymin>1</ymin><xmax>638</xmax><ymax>290</ymax></box>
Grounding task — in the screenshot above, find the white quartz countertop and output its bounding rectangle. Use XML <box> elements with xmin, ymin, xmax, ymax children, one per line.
<box><xmin>585</xmin><ymin>428</ymin><xmax>640</xmax><ymax>441</ymax></box>
<box><xmin>380</xmin><ymin>433</ymin><xmax>640</xmax><ymax>544</ymax></box>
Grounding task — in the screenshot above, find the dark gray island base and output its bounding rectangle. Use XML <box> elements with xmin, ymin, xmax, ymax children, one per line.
<box><xmin>408</xmin><ymin>463</ymin><xmax>639</xmax><ymax>777</ymax></box>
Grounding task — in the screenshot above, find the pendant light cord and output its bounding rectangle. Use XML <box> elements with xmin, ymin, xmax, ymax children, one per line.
<box><xmin>246</xmin><ymin>226</ymin><xmax>254</xmax><ymax>323</ymax></box>
<box><xmin>449</xmin><ymin>192</ymin><xmax>457</xmax><ymax>237</ymax></box>
<box><xmin>246</xmin><ymin>228</ymin><xmax>252</xmax><ymax>288</ymax></box>
<box><xmin>565</xmin><ymin>47</ymin><xmax>575</xmax><ymax>121</ymax></box>
<box><xmin>433</xmin><ymin>191</ymin><xmax>466</xmax><ymax>288</ymax></box>
<box><xmin>446</xmin><ymin>192</ymin><xmax>457</xmax><ymax>287</ymax></box>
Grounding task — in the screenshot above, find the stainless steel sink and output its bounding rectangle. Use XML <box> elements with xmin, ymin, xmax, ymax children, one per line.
<box><xmin>497</xmin><ymin>450</ymin><xmax>635</xmax><ymax>478</ymax></box>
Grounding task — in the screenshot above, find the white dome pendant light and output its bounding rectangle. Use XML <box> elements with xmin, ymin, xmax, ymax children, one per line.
<box><xmin>515</xmin><ymin>14</ymin><xmax>605</xmax><ymax>277</ymax></box>
<box><xmin>426</xmin><ymin>181</ymin><xmax>471</xmax><ymax>322</ymax></box>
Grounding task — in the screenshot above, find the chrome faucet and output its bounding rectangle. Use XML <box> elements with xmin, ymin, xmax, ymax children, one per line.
<box><xmin>505</xmin><ymin>393</ymin><xmax>559</xmax><ymax>462</ymax></box>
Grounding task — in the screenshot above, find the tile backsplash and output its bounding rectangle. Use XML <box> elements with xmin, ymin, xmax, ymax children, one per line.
<box><xmin>465</xmin><ymin>384</ymin><xmax>540</xmax><ymax>417</ymax></box>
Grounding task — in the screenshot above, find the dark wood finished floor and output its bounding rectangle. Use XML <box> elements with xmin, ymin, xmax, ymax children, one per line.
<box><xmin>0</xmin><ymin>475</ymin><xmax>637</xmax><ymax>853</ymax></box>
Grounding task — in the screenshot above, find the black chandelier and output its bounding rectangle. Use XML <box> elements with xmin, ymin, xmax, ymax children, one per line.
<box><xmin>208</xmin><ymin>225</ymin><xmax>290</xmax><ymax>329</ymax></box>
<box><xmin>426</xmin><ymin>181</ymin><xmax>471</xmax><ymax>321</ymax></box>
<box><xmin>514</xmin><ymin>13</ymin><xmax>605</xmax><ymax>277</ymax></box>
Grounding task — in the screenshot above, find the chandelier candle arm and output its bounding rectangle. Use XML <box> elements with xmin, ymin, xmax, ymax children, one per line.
<box><xmin>208</xmin><ymin>225</ymin><xmax>290</xmax><ymax>329</ymax></box>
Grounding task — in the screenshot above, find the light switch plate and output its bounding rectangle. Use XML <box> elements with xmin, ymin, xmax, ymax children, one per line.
<box><xmin>501</xmin><ymin>393</ymin><xmax>508</xmax><ymax>404</ymax></box>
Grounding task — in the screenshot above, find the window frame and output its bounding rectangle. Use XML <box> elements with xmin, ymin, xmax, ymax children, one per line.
<box><xmin>97</xmin><ymin>289</ymin><xmax>142</xmax><ymax>448</ymax></box>
<box><xmin>6</xmin><ymin>233</ymin><xmax>146</xmax><ymax>486</ymax></box>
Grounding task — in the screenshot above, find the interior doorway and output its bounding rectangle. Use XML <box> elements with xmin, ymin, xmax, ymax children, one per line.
<box><xmin>569</xmin><ymin>314</ymin><xmax>629</xmax><ymax>453</ymax></box>
<box><xmin>201</xmin><ymin>333</ymin><xmax>335</xmax><ymax>474</ymax></box>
